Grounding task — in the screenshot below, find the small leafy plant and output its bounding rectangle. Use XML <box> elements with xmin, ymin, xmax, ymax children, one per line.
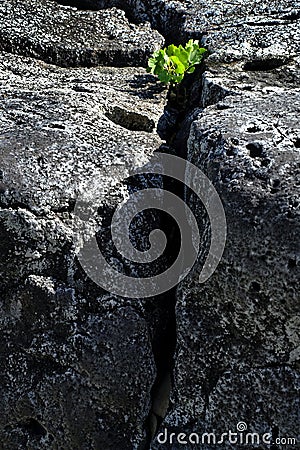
<box><xmin>147</xmin><ymin>39</ymin><xmax>207</xmax><ymax>85</ymax></box>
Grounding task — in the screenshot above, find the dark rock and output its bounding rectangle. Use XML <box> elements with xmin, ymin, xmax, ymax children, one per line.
<box><xmin>151</xmin><ymin>0</ymin><xmax>300</xmax><ymax>448</ymax></box>
<box><xmin>162</xmin><ymin>86</ymin><xmax>300</xmax><ymax>444</ymax></box>
<box><xmin>0</xmin><ymin>52</ymin><xmax>168</xmax><ymax>449</ymax></box>
<box><xmin>1</xmin><ymin>276</ymin><xmax>155</xmax><ymax>449</ymax></box>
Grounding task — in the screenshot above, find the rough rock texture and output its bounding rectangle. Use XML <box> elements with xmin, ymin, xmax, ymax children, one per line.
<box><xmin>152</xmin><ymin>1</ymin><xmax>300</xmax><ymax>448</ymax></box>
<box><xmin>0</xmin><ymin>50</ymin><xmax>169</xmax><ymax>449</ymax></box>
<box><xmin>178</xmin><ymin>0</ymin><xmax>300</xmax><ymax>45</ymax></box>
<box><xmin>1</xmin><ymin>0</ymin><xmax>300</xmax><ymax>448</ymax></box>
<box><xmin>63</xmin><ymin>0</ymin><xmax>300</xmax><ymax>46</ymax></box>
<box><xmin>1</xmin><ymin>284</ymin><xmax>155</xmax><ymax>449</ymax></box>
<box><xmin>55</xmin><ymin>0</ymin><xmax>188</xmax><ymax>41</ymax></box>
<box><xmin>157</xmin><ymin>82</ymin><xmax>300</xmax><ymax>448</ymax></box>
<box><xmin>0</xmin><ymin>0</ymin><xmax>164</xmax><ymax>67</ymax></box>
<box><xmin>0</xmin><ymin>54</ymin><xmax>166</xmax><ymax>211</ymax></box>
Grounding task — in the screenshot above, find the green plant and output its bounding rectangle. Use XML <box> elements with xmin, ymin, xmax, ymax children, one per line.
<box><xmin>147</xmin><ymin>39</ymin><xmax>207</xmax><ymax>85</ymax></box>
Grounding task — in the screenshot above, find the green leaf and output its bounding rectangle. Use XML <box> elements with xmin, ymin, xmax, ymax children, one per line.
<box><xmin>170</xmin><ymin>55</ymin><xmax>185</xmax><ymax>74</ymax></box>
<box><xmin>166</xmin><ymin>44</ymin><xmax>177</xmax><ymax>57</ymax></box>
<box><xmin>172</xmin><ymin>73</ymin><xmax>184</xmax><ymax>84</ymax></box>
<box><xmin>158</xmin><ymin>70</ymin><xmax>172</xmax><ymax>83</ymax></box>
<box><xmin>187</xmin><ymin>43</ymin><xmax>207</xmax><ymax>65</ymax></box>
<box><xmin>186</xmin><ymin>66</ymin><xmax>196</xmax><ymax>73</ymax></box>
<box><xmin>175</xmin><ymin>47</ymin><xmax>189</xmax><ymax>66</ymax></box>
<box><xmin>185</xmin><ymin>39</ymin><xmax>199</xmax><ymax>52</ymax></box>
<box><xmin>147</xmin><ymin>58</ymin><xmax>157</xmax><ymax>71</ymax></box>
<box><xmin>146</xmin><ymin>40</ymin><xmax>207</xmax><ymax>85</ymax></box>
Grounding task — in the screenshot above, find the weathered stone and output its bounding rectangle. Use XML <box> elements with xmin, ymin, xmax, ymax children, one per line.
<box><xmin>151</xmin><ymin>0</ymin><xmax>300</xmax><ymax>448</ymax></box>
<box><xmin>162</xmin><ymin>83</ymin><xmax>300</xmax><ymax>441</ymax></box>
<box><xmin>0</xmin><ymin>52</ymin><xmax>168</xmax><ymax>449</ymax></box>
<box><xmin>0</xmin><ymin>53</ymin><xmax>166</xmax><ymax>211</ymax></box>
<box><xmin>82</xmin><ymin>0</ymin><xmax>300</xmax><ymax>48</ymax></box>
<box><xmin>1</xmin><ymin>0</ymin><xmax>300</xmax><ymax>447</ymax></box>
<box><xmin>180</xmin><ymin>0</ymin><xmax>300</xmax><ymax>45</ymax></box>
<box><xmin>1</xmin><ymin>278</ymin><xmax>155</xmax><ymax>449</ymax></box>
<box><xmin>60</xmin><ymin>0</ymin><xmax>187</xmax><ymax>41</ymax></box>
<box><xmin>0</xmin><ymin>0</ymin><xmax>164</xmax><ymax>67</ymax></box>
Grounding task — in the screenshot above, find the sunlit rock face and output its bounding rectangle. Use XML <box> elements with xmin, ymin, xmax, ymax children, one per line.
<box><xmin>0</xmin><ymin>0</ymin><xmax>164</xmax><ymax>67</ymax></box>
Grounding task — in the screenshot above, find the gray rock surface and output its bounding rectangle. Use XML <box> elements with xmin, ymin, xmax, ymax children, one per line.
<box><xmin>63</xmin><ymin>0</ymin><xmax>188</xmax><ymax>40</ymax></box>
<box><xmin>158</xmin><ymin>82</ymin><xmax>300</xmax><ymax>448</ymax></box>
<box><xmin>0</xmin><ymin>53</ymin><xmax>165</xmax><ymax>211</ymax></box>
<box><xmin>180</xmin><ymin>0</ymin><xmax>300</xmax><ymax>47</ymax></box>
<box><xmin>0</xmin><ymin>51</ymin><xmax>168</xmax><ymax>449</ymax></box>
<box><xmin>1</xmin><ymin>0</ymin><xmax>299</xmax><ymax>448</ymax></box>
<box><xmin>151</xmin><ymin>0</ymin><xmax>300</xmax><ymax>448</ymax></box>
<box><xmin>75</xmin><ymin>0</ymin><xmax>300</xmax><ymax>47</ymax></box>
<box><xmin>0</xmin><ymin>0</ymin><xmax>164</xmax><ymax>67</ymax></box>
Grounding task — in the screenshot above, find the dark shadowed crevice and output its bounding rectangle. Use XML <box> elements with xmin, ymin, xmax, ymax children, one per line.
<box><xmin>105</xmin><ymin>106</ymin><xmax>155</xmax><ymax>132</ymax></box>
<box><xmin>139</xmin><ymin>63</ymin><xmax>207</xmax><ymax>449</ymax></box>
<box><xmin>17</xmin><ymin>418</ymin><xmax>48</xmax><ymax>437</ymax></box>
<box><xmin>281</xmin><ymin>11</ymin><xmax>300</xmax><ymax>21</ymax></box>
<box><xmin>243</xmin><ymin>58</ymin><xmax>288</xmax><ymax>71</ymax></box>
<box><xmin>294</xmin><ymin>138</ymin><xmax>300</xmax><ymax>148</ymax></box>
<box><xmin>246</xmin><ymin>142</ymin><xmax>265</xmax><ymax>158</ymax></box>
<box><xmin>144</xmin><ymin>290</ymin><xmax>177</xmax><ymax>446</ymax></box>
